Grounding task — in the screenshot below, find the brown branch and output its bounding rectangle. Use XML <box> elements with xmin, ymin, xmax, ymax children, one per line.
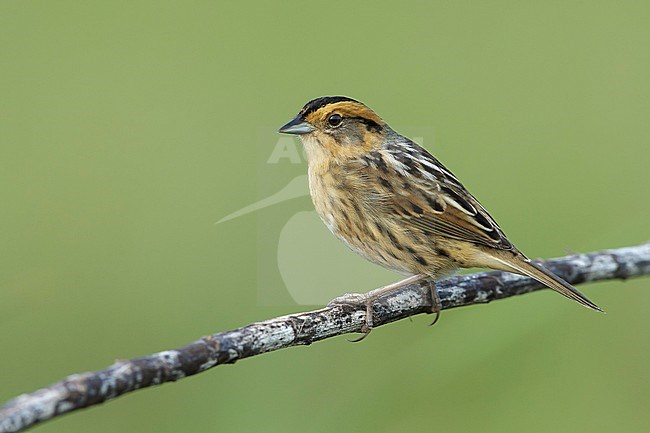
<box><xmin>1</xmin><ymin>243</ymin><xmax>649</xmax><ymax>433</ymax></box>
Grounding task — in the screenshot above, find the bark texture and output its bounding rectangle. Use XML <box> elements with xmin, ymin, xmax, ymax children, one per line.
<box><xmin>1</xmin><ymin>244</ymin><xmax>649</xmax><ymax>433</ymax></box>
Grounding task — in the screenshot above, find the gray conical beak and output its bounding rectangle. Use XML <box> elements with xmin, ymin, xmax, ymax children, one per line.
<box><xmin>278</xmin><ymin>116</ymin><xmax>316</xmax><ymax>135</ymax></box>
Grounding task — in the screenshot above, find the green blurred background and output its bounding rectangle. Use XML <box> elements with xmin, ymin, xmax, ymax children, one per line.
<box><xmin>1</xmin><ymin>1</ymin><xmax>649</xmax><ymax>432</ymax></box>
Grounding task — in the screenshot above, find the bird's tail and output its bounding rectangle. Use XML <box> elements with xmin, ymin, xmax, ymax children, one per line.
<box><xmin>489</xmin><ymin>254</ymin><xmax>604</xmax><ymax>313</ymax></box>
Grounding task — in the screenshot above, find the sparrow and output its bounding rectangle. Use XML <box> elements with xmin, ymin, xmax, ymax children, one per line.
<box><xmin>279</xmin><ymin>96</ymin><xmax>602</xmax><ymax>338</ymax></box>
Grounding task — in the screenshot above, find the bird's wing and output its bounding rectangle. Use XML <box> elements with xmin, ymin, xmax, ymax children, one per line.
<box><xmin>361</xmin><ymin>138</ymin><xmax>514</xmax><ymax>251</ymax></box>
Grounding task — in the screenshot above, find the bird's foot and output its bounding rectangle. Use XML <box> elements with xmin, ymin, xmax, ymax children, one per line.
<box><xmin>428</xmin><ymin>280</ymin><xmax>442</xmax><ymax>326</ymax></box>
<box><xmin>328</xmin><ymin>292</ymin><xmax>375</xmax><ymax>342</ymax></box>
<box><xmin>328</xmin><ymin>274</ymin><xmax>431</xmax><ymax>342</ymax></box>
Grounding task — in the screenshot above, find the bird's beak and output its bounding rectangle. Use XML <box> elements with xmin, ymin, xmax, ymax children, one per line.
<box><xmin>278</xmin><ymin>116</ymin><xmax>316</xmax><ymax>135</ymax></box>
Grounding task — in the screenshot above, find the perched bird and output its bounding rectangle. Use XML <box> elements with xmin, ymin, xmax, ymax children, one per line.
<box><xmin>279</xmin><ymin>96</ymin><xmax>602</xmax><ymax>338</ymax></box>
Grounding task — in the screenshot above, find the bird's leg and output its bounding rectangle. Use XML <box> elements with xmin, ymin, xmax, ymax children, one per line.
<box><xmin>428</xmin><ymin>280</ymin><xmax>442</xmax><ymax>326</ymax></box>
<box><xmin>328</xmin><ymin>274</ymin><xmax>428</xmax><ymax>342</ymax></box>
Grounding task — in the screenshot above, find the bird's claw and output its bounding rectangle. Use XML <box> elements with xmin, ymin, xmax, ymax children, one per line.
<box><xmin>428</xmin><ymin>281</ymin><xmax>442</xmax><ymax>326</ymax></box>
<box><xmin>328</xmin><ymin>292</ymin><xmax>375</xmax><ymax>342</ymax></box>
<box><xmin>428</xmin><ymin>311</ymin><xmax>441</xmax><ymax>326</ymax></box>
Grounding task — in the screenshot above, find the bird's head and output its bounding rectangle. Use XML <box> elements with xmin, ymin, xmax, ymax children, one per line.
<box><xmin>279</xmin><ymin>96</ymin><xmax>386</xmax><ymax>164</ymax></box>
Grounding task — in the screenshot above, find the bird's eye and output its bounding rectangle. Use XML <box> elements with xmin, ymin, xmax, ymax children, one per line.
<box><xmin>328</xmin><ymin>114</ymin><xmax>343</xmax><ymax>127</ymax></box>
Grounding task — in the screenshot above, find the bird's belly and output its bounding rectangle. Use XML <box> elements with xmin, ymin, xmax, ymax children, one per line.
<box><xmin>324</xmin><ymin>213</ymin><xmax>414</xmax><ymax>275</ymax></box>
<box><xmin>309</xmin><ymin>173</ymin><xmax>456</xmax><ymax>277</ymax></box>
